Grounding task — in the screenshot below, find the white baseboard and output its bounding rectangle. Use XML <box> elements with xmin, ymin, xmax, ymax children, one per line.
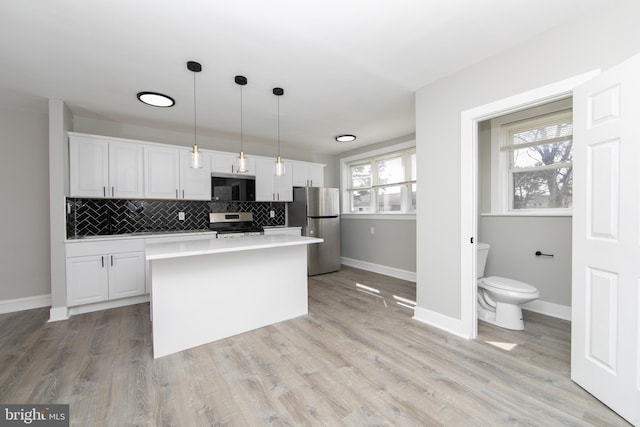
<box><xmin>523</xmin><ymin>299</ymin><xmax>571</xmax><ymax>321</ymax></box>
<box><xmin>0</xmin><ymin>294</ymin><xmax>51</xmax><ymax>314</ymax></box>
<box><xmin>68</xmin><ymin>295</ymin><xmax>150</xmax><ymax>317</ymax></box>
<box><xmin>412</xmin><ymin>306</ymin><xmax>472</xmax><ymax>340</ymax></box>
<box><xmin>49</xmin><ymin>306</ymin><xmax>69</xmax><ymax>322</ymax></box>
<box><xmin>341</xmin><ymin>257</ymin><xmax>416</xmax><ymax>282</ymax></box>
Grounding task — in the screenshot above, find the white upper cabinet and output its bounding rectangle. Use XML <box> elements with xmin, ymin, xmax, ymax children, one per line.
<box><xmin>180</xmin><ymin>150</ymin><xmax>212</xmax><ymax>200</ymax></box>
<box><xmin>144</xmin><ymin>146</ymin><xmax>181</xmax><ymax>199</ymax></box>
<box><xmin>291</xmin><ymin>161</ymin><xmax>325</xmax><ymax>187</ymax></box>
<box><xmin>69</xmin><ymin>135</ymin><xmax>144</xmax><ymax>199</ymax></box>
<box><xmin>211</xmin><ymin>152</ymin><xmax>255</xmax><ymax>175</ymax></box>
<box><xmin>145</xmin><ymin>146</ymin><xmax>212</xmax><ymax>200</ymax></box>
<box><xmin>108</xmin><ymin>141</ymin><xmax>144</xmax><ymax>198</ymax></box>
<box><xmin>69</xmin><ymin>135</ymin><xmax>109</xmax><ymax>198</ymax></box>
<box><xmin>255</xmin><ymin>157</ymin><xmax>293</xmax><ymax>201</ymax></box>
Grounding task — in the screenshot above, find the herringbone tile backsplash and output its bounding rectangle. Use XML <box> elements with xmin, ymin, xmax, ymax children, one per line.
<box><xmin>66</xmin><ymin>199</ymin><xmax>286</xmax><ymax>238</ymax></box>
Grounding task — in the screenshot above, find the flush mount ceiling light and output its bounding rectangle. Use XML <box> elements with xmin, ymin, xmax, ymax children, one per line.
<box><xmin>187</xmin><ymin>61</ymin><xmax>203</xmax><ymax>168</ymax></box>
<box><xmin>235</xmin><ymin>75</ymin><xmax>249</xmax><ymax>173</ymax></box>
<box><xmin>335</xmin><ymin>134</ymin><xmax>356</xmax><ymax>142</ymax></box>
<box><xmin>273</xmin><ymin>87</ymin><xmax>285</xmax><ymax>176</ymax></box>
<box><xmin>136</xmin><ymin>91</ymin><xmax>175</xmax><ymax>107</ymax></box>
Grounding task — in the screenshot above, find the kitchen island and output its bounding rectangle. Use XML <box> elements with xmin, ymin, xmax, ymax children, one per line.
<box><xmin>146</xmin><ymin>234</ymin><xmax>323</xmax><ymax>358</ymax></box>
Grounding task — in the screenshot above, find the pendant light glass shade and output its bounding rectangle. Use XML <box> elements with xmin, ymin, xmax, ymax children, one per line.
<box><xmin>273</xmin><ymin>87</ymin><xmax>285</xmax><ymax>176</ymax></box>
<box><xmin>191</xmin><ymin>144</ymin><xmax>202</xmax><ymax>168</ymax></box>
<box><xmin>235</xmin><ymin>75</ymin><xmax>248</xmax><ymax>173</ymax></box>
<box><xmin>187</xmin><ymin>61</ymin><xmax>203</xmax><ymax>169</ymax></box>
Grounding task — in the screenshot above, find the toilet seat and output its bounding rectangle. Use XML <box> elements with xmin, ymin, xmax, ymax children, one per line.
<box><xmin>480</xmin><ymin>276</ymin><xmax>538</xmax><ymax>294</ymax></box>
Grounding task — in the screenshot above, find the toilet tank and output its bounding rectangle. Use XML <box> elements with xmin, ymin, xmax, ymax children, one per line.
<box><xmin>477</xmin><ymin>242</ymin><xmax>490</xmax><ymax>278</ymax></box>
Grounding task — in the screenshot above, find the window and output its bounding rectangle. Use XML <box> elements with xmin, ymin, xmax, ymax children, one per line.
<box><xmin>345</xmin><ymin>148</ymin><xmax>416</xmax><ymax>214</ymax></box>
<box><xmin>501</xmin><ymin>110</ymin><xmax>572</xmax><ymax>211</ymax></box>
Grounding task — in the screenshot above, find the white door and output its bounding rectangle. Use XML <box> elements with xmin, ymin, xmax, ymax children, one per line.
<box><xmin>69</xmin><ymin>136</ymin><xmax>109</xmax><ymax>198</ymax></box>
<box><xmin>144</xmin><ymin>146</ymin><xmax>180</xmax><ymax>199</ymax></box>
<box><xmin>66</xmin><ymin>255</ymin><xmax>109</xmax><ymax>306</ymax></box>
<box><xmin>180</xmin><ymin>151</ymin><xmax>211</xmax><ymax>200</ymax></box>
<box><xmin>108</xmin><ymin>252</ymin><xmax>146</xmax><ymax>300</ymax></box>
<box><xmin>109</xmin><ymin>141</ymin><xmax>144</xmax><ymax>199</ymax></box>
<box><xmin>255</xmin><ymin>157</ymin><xmax>276</xmax><ymax>201</ymax></box>
<box><xmin>572</xmin><ymin>53</ymin><xmax>640</xmax><ymax>425</ymax></box>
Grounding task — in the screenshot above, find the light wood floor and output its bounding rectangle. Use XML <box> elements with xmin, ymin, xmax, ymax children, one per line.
<box><xmin>0</xmin><ymin>266</ymin><xmax>630</xmax><ymax>426</ymax></box>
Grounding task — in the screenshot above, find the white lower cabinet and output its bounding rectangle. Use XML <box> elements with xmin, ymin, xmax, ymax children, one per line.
<box><xmin>66</xmin><ymin>239</ymin><xmax>145</xmax><ymax>307</ymax></box>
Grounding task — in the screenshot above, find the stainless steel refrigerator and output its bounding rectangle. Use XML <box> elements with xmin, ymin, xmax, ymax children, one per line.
<box><xmin>289</xmin><ymin>187</ymin><xmax>341</xmax><ymax>275</ymax></box>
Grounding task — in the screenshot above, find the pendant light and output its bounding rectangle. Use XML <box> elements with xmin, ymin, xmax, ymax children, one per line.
<box><xmin>235</xmin><ymin>75</ymin><xmax>248</xmax><ymax>173</ymax></box>
<box><xmin>273</xmin><ymin>87</ymin><xmax>285</xmax><ymax>176</ymax></box>
<box><xmin>187</xmin><ymin>61</ymin><xmax>203</xmax><ymax>168</ymax></box>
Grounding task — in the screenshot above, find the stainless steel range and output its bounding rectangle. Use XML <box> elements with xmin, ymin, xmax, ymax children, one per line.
<box><xmin>209</xmin><ymin>212</ymin><xmax>264</xmax><ymax>239</ymax></box>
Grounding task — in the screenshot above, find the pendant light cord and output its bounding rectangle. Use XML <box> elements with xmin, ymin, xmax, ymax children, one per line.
<box><xmin>277</xmin><ymin>95</ymin><xmax>280</xmax><ymax>157</ymax></box>
<box><xmin>240</xmin><ymin>84</ymin><xmax>244</xmax><ymax>152</ymax></box>
<box><xmin>193</xmin><ymin>71</ymin><xmax>197</xmax><ymax>147</ymax></box>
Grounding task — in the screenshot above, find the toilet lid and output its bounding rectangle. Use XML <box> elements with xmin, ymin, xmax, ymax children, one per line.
<box><xmin>481</xmin><ymin>276</ymin><xmax>538</xmax><ymax>293</ymax></box>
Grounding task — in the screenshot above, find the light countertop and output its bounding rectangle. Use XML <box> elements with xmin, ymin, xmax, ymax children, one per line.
<box><xmin>146</xmin><ymin>233</ymin><xmax>322</xmax><ymax>260</ymax></box>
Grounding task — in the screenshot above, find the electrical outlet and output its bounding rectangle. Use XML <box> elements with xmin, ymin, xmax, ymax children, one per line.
<box><xmin>269</xmin><ymin>210</ymin><xmax>275</xmax><ymax>218</ymax></box>
<box><xmin>178</xmin><ymin>212</ymin><xmax>185</xmax><ymax>221</ymax></box>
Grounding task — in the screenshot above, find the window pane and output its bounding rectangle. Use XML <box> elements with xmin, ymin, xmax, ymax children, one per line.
<box><xmin>410</xmin><ymin>183</ymin><xmax>417</xmax><ymax>211</ymax></box>
<box><xmin>377</xmin><ymin>185</ymin><xmax>402</xmax><ymax>212</ymax></box>
<box><xmin>351</xmin><ymin>164</ymin><xmax>371</xmax><ymax>188</ymax></box>
<box><xmin>511</xmin><ymin>121</ymin><xmax>572</xmax><ymax>146</ymax></box>
<box><xmin>377</xmin><ymin>157</ymin><xmax>403</xmax><ymax>185</ymax></box>
<box><xmin>512</xmin><ymin>167</ymin><xmax>572</xmax><ymax>209</ymax></box>
<box><xmin>512</xmin><ymin>139</ymin><xmax>572</xmax><ymax>168</ymax></box>
<box><xmin>350</xmin><ymin>189</ymin><xmax>371</xmax><ymax>212</ymax></box>
<box><xmin>410</xmin><ymin>152</ymin><xmax>416</xmax><ymax>181</ymax></box>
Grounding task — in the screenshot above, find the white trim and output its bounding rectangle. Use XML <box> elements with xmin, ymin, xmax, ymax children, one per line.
<box><xmin>341</xmin><ymin>214</ymin><xmax>416</xmax><ymax>221</ymax></box>
<box><xmin>460</xmin><ymin>69</ymin><xmax>600</xmax><ymax>341</ymax></box>
<box><xmin>412</xmin><ymin>307</ymin><xmax>472</xmax><ymax>340</ymax></box>
<box><xmin>480</xmin><ymin>212</ymin><xmax>572</xmax><ymax>217</ymax></box>
<box><xmin>341</xmin><ymin>257</ymin><xmax>416</xmax><ymax>282</ymax></box>
<box><xmin>49</xmin><ymin>306</ymin><xmax>69</xmax><ymax>322</ymax></box>
<box><xmin>0</xmin><ymin>294</ymin><xmax>51</xmax><ymax>314</ymax></box>
<box><xmin>524</xmin><ymin>299</ymin><xmax>571</xmax><ymax>321</ymax></box>
<box><xmin>68</xmin><ymin>295</ymin><xmax>150</xmax><ymax>317</ymax></box>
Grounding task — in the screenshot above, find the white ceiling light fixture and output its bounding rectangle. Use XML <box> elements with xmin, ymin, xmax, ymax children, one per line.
<box><xmin>187</xmin><ymin>61</ymin><xmax>203</xmax><ymax>169</ymax></box>
<box><xmin>335</xmin><ymin>134</ymin><xmax>356</xmax><ymax>142</ymax></box>
<box><xmin>235</xmin><ymin>75</ymin><xmax>249</xmax><ymax>173</ymax></box>
<box><xmin>136</xmin><ymin>91</ymin><xmax>175</xmax><ymax>107</ymax></box>
<box><xmin>273</xmin><ymin>87</ymin><xmax>285</xmax><ymax>176</ymax></box>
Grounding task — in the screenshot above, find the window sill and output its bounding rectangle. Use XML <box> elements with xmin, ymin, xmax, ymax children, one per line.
<box><xmin>341</xmin><ymin>213</ymin><xmax>416</xmax><ymax>220</ymax></box>
<box><xmin>480</xmin><ymin>212</ymin><xmax>572</xmax><ymax>218</ymax></box>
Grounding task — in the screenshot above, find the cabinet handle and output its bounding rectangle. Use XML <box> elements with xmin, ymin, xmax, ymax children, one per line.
<box><xmin>176</xmin><ymin>189</ymin><xmax>178</xmax><ymax>198</ymax></box>
<box><xmin>110</xmin><ymin>255</ymin><xmax>114</xmax><ymax>267</ymax></box>
<box><xmin>182</xmin><ymin>189</ymin><xmax>185</xmax><ymax>199</ymax></box>
<box><xmin>231</xmin><ymin>165</ymin><xmax>234</xmax><ymax>173</ymax></box>
<box><xmin>103</xmin><ymin>186</ymin><xmax>106</xmax><ymax>197</ymax></box>
<box><xmin>310</xmin><ymin>180</ymin><xmax>313</xmax><ymax>187</ymax></box>
<box><xmin>277</xmin><ymin>193</ymin><xmax>280</xmax><ymax>201</ymax></box>
<box><xmin>111</xmin><ymin>186</ymin><xmax>115</xmax><ymax>197</ymax></box>
<box><xmin>273</xmin><ymin>193</ymin><xmax>275</xmax><ymax>201</ymax></box>
<box><xmin>101</xmin><ymin>256</ymin><xmax>105</xmax><ymax>268</ymax></box>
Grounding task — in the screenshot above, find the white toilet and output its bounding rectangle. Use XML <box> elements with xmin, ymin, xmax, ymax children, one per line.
<box><xmin>477</xmin><ymin>243</ymin><xmax>540</xmax><ymax>330</ymax></box>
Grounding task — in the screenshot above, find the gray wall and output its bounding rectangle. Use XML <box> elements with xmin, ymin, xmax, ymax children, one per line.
<box><xmin>336</xmin><ymin>134</ymin><xmax>417</xmax><ymax>274</ymax></box>
<box><xmin>478</xmin><ymin>216</ymin><xmax>572</xmax><ymax>306</ymax></box>
<box><xmin>0</xmin><ymin>88</ymin><xmax>51</xmax><ymax>301</ymax></box>
<box><xmin>415</xmin><ymin>1</ymin><xmax>640</xmax><ymax>320</ymax></box>
<box><xmin>341</xmin><ymin>218</ymin><xmax>416</xmax><ymax>272</ymax></box>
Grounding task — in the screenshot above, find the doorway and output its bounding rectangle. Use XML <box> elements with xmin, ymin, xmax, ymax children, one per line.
<box><xmin>459</xmin><ymin>71</ymin><xmax>599</xmax><ymax>339</ymax></box>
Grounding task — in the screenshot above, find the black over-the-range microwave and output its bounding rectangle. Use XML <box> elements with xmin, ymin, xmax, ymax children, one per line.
<box><xmin>211</xmin><ymin>174</ymin><xmax>256</xmax><ymax>201</ymax></box>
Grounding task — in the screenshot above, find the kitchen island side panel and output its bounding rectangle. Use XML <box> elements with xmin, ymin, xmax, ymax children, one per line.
<box><xmin>150</xmin><ymin>244</ymin><xmax>308</xmax><ymax>358</ymax></box>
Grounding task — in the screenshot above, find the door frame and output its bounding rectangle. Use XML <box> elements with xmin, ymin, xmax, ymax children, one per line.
<box><xmin>459</xmin><ymin>70</ymin><xmax>600</xmax><ymax>339</ymax></box>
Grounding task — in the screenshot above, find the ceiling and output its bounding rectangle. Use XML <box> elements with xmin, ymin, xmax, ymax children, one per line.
<box><xmin>0</xmin><ymin>0</ymin><xmax>626</xmax><ymax>155</ymax></box>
